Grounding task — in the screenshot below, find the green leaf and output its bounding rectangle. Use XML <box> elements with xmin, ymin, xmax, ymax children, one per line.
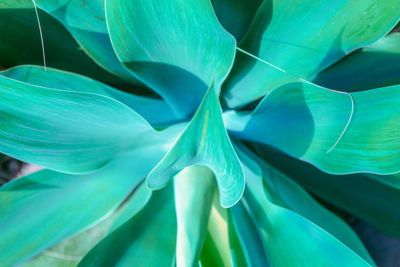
<box><xmin>200</xmin><ymin>199</ymin><xmax>246</xmax><ymax>267</ymax></box>
<box><xmin>78</xmin><ymin>184</ymin><xmax>177</xmax><ymax>267</ymax></box>
<box><xmin>20</xmin><ymin>183</ymin><xmax>152</xmax><ymax>267</ymax></box>
<box><xmin>235</xmin><ymin>143</ymin><xmax>374</xmax><ymax>264</ymax></box>
<box><xmin>147</xmin><ymin>84</ymin><xmax>245</xmax><ymax>208</ymax></box>
<box><xmin>314</xmin><ymin>33</ymin><xmax>400</xmax><ymax>91</ymax></box>
<box><xmin>211</xmin><ymin>0</ymin><xmax>263</xmax><ymax>42</ymax></box>
<box><xmin>1</xmin><ymin>65</ymin><xmax>177</xmax><ymax>127</ymax></box>
<box><xmin>35</xmin><ymin>0</ymin><xmax>138</xmax><ymax>84</ymax></box>
<box><xmin>0</xmin><ymin>145</ymin><xmax>165</xmax><ymax>266</ymax></box>
<box><xmin>222</xmin><ymin>0</ymin><xmax>400</xmax><ymax>108</ymax></box>
<box><xmin>225</xmin><ymin>81</ymin><xmax>400</xmax><ymax>174</ymax></box>
<box><xmin>0</xmin><ymin>1</ymin><xmax>131</xmax><ymax>87</ymax></box>
<box><xmin>174</xmin><ymin>166</ymin><xmax>216</xmax><ymax>266</ymax></box>
<box><xmin>256</xmin><ymin>145</ymin><xmax>400</xmax><ymax>237</ymax></box>
<box><xmin>239</xmin><ymin>153</ymin><xmax>371</xmax><ymax>266</ymax></box>
<box><xmin>0</xmin><ymin>74</ymin><xmax>160</xmax><ymax>173</ymax></box>
<box><xmin>230</xmin><ymin>202</ymin><xmax>270</xmax><ymax>267</ymax></box>
<box><xmin>106</xmin><ymin>0</ymin><xmax>236</xmax><ymax>118</ymax></box>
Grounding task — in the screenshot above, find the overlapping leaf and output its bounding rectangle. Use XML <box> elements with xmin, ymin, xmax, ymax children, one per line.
<box><xmin>200</xmin><ymin>199</ymin><xmax>247</xmax><ymax>267</ymax></box>
<box><xmin>20</xmin><ymin>183</ymin><xmax>152</xmax><ymax>267</ymax></box>
<box><xmin>78</xmin><ymin>185</ymin><xmax>177</xmax><ymax>267</ymax></box>
<box><xmin>256</xmin><ymin>145</ymin><xmax>400</xmax><ymax>237</ymax></box>
<box><xmin>106</xmin><ymin>0</ymin><xmax>236</xmax><ymax>118</ymax></box>
<box><xmin>235</xmin><ymin>143</ymin><xmax>374</xmax><ymax>264</ymax></box>
<box><xmin>211</xmin><ymin>0</ymin><xmax>263</xmax><ymax>42</ymax></box>
<box><xmin>0</xmin><ymin>0</ymin><xmax>129</xmax><ymax>86</ymax></box>
<box><xmin>1</xmin><ymin>65</ymin><xmax>177</xmax><ymax>126</ymax></box>
<box><xmin>222</xmin><ymin>0</ymin><xmax>400</xmax><ymax>108</ymax></box>
<box><xmin>0</xmin><ymin>74</ymin><xmax>160</xmax><ymax>173</ymax></box>
<box><xmin>0</xmin><ymin>146</ymin><xmax>165</xmax><ymax>266</ymax></box>
<box><xmin>234</xmin><ymin>144</ymin><xmax>372</xmax><ymax>266</ymax></box>
<box><xmin>225</xmin><ymin>80</ymin><xmax>400</xmax><ymax>174</ymax></box>
<box><xmin>147</xmin><ymin>84</ymin><xmax>245</xmax><ymax>208</ymax></box>
<box><xmin>315</xmin><ymin>33</ymin><xmax>400</xmax><ymax>91</ymax></box>
<box><xmin>35</xmin><ymin>0</ymin><xmax>138</xmax><ymax>84</ymax></box>
<box><xmin>174</xmin><ymin>166</ymin><xmax>216</xmax><ymax>266</ymax></box>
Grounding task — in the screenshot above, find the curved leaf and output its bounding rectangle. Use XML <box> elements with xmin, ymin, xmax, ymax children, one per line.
<box><xmin>211</xmin><ymin>0</ymin><xmax>263</xmax><ymax>42</ymax></box>
<box><xmin>78</xmin><ymin>185</ymin><xmax>177</xmax><ymax>267</ymax></box>
<box><xmin>20</xmin><ymin>183</ymin><xmax>152</xmax><ymax>267</ymax></box>
<box><xmin>222</xmin><ymin>0</ymin><xmax>400</xmax><ymax>108</ymax></box>
<box><xmin>1</xmin><ymin>65</ymin><xmax>177</xmax><ymax>126</ymax></box>
<box><xmin>0</xmin><ymin>74</ymin><xmax>158</xmax><ymax>173</ymax></box>
<box><xmin>230</xmin><ymin>202</ymin><xmax>270</xmax><ymax>267</ymax></box>
<box><xmin>0</xmin><ymin>146</ymin><xmax>165</xmax><ymax>266</ymax></box>
<box><xmin>225</xmin><ymin>81</ymin><xmax>400</xmax><ymax>174</ymax></box>
<box><xmin>147</xmin><ymin>84</ymin><xmax>245</xmax><ymax>208</ymax></box>
<box><xmin>235</xmin><ymin>142</ymin><xmax>374</xmax><ymax>264</ymax></box>
<box><xmin>241</xmin><ymin>154</ymin><xmax>371</xmax><ymax>266</ymax></box>
<box><xmin>174</xmin><ymin>166</ymin><xmax>216</xmax><ymax>266</ymax></box>
<box><xmin>314</xmin><ymin>33</ymin><xmax>400</xmax><ymax>91</ymax></box>
<box><xmin>200</xmin><ymin>200</ymin><xmax>247</xmax><ymax>267</ymax></box>
<box><xmin>0</xmin><ymin>1</ymin><xmax>128</xmax><ymax>86</ymax></box>
<box><xmin>106</xmin><ymin>0</ymin><xmax>236</xmax><ymax>118</ymax></box>
<box><xmin>35</xmin><ymin>0</ymin><xmax>138</xmax><ymax>84</ymax></box>
<box><xmin>256</xmin><ymin>145</ymin><xmax>400</xmax><ymax>237</ymax></box>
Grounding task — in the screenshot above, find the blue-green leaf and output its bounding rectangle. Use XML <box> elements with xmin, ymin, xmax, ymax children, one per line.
<box><xmin>174</xmin><ymin>166</ymin><xmax>216</xmax><ymax>266</ymax></box>
<box><xmin>0</xmin><ymin>74</ymin><xmax>158</xmax><ymax>173</ymax></box>
<box><xmin>256</xmin><ymin>145</ymin><xmax>400</xmax><ymax>237</ymax></box>
<box><xmin>147</xmin><ymin>84</ymin><xmax>245</xmax><ymax>208</ymax></box>
<box><xmin>211</xmin><ymin>0</ymin><xmax>263</xmax><ymax>42</ymax></box>
<box><xmin>0</xmin><ymin>146</ymin><xmax>165</xmax><ymax>266</ymax></box>
<box><xmin>106</xmin><ymin>0</ymin><xmax>236</xmax><ymax>118</ymax></box>
<box><xmin>314</xmin><ymin>33</ymin><xmax>400</xmax><ymax>91</ymax></box>
<box><xmin>235</xmin><ymin>142</ymin><xmax>374</xmax><ymax>264</ymax></box>
<box><xmin>223</xmin><ymin>0</ymin><xmax>400</xmax><ymax>108</ymax></box>
<box><xmin>78</xmin><ymin>185</ymin><xmax>177</xmax><ymax>267</ymax></box>
<box><xmin>35</xmin><ymin>0</ymin><xmax>138</xmax><ymax>83</ymax></box>
<box><xmin>1</xmin><ymin>65</ymin><xmax>177</xmax><ymax>127</ymax></box>
<box><xmin>200</xmin><ymin>199</ymin><xmax>246</xmax><ymax>267</ymax></box>
<box><xmin>20</xmin><ymin>183</ymin><xmax>152</xmax><ymax>267</ymax></box>
<box><xmin>225</xmin><ymin>81</ymin><xmax>400</xmax><ymax>174</ymax></box>
<box><xmin>240</xmin><ymin>153</ymin><xmax>371</xmax><ymax>266</ymax></box>
<box><xmin>0</xmin><ymin>1</ymin><xmax>131</xmax><ymax>87</ymax></box>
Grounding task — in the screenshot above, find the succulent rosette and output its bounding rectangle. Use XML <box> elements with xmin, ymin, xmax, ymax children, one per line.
<box><xmin>0</xmin><ymin>0</ymin><xmax>400</xmax><ymax>266</ymax></box>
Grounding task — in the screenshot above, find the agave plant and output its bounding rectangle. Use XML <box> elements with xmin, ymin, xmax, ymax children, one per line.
<box><xmin>1</xmin><ymin>0</ymin><xmax>400</xmax><ymax>266</ymax></box>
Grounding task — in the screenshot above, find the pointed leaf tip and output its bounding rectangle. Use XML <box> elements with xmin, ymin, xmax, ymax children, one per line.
<box><xmin>146</xmin><ymin>84</ymin><xmax>245</xmax><ymax>208</ymax></box>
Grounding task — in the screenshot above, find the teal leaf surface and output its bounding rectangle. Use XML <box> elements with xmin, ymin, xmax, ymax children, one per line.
<box><xmin>0</xmin><ymin>146</ymin><xmax>165</xmax><ymax>266</ymax></box>
<box><xmin>0</xmin><ymin>0</ymin><xmax>127</xmax><ymax>86</ymax></box>
<box><xmin>222</xmin><ymin>0</ymin><xmax>400</xmax><ymax>108</ymax></box>
<box><xmin>211</xmin><ymin>0</ymin><xmax>263</xmax><ymax>42</ymax></box>
<box><xmin>225</xmin><ymin>81</ymin><xmax>400</xmax><ymax>174</ymax></box>
<box><xmin>256</xmin><ymin>145</ymin><xmax>400</xmax><ymax>237</ymax></box>
<box><xmin>1</xmin><ymin>65</ymin><xmax>177</xmax><ymax>126</ymax></box>
<box><xmin>78</xmin><ymin>185</ymin><xmax>177</xmax><ymax>267</ymax></box>
<box><xmin>238</xmin><ymin>146</ymin><xmax>371</xmax><ymax>266</ymax></box>
<box><xmin>20</xmin><ymin>183</ymin><xmax>152</xmax><ymax>267</ymax></box>
<box><xmin>0</xmin><ymin>74</ymin><xmax>158</xmax><ymax>173</ymax></box>
<box><xmin>147</xmin><ymin>84</ymin><xmax>245</xmax><ymax>208</ymax></box>
<box><xmin>35</xmin><ymin>0</ymin><xmax>138</xmax><ymax>83</ymax></box>
<box><xmin>174</xmin><ymin>166</ymin><xmax>216</xmax><ymax>266</ymax></box>
<box><xmin>106</xmin><ymin>0</ymin><xmax>236</xmax><ymax>118</ymax></box>
<box><xmin>235</xmin><ymin>142</ymin><xmax>374</xmax><ymax>264</ymax></box>
<box><xmin>314</xmin><ymin>33</ymin><xmax>400</xmax><ymax>91</ymax></box>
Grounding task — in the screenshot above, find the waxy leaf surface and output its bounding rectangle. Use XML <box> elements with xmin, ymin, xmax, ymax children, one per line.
<box><xmin>223</xmin><ymin>0</ymin><xmax>400</xmax><ymax>108</ymax></box>
<box><xmin>147</xmin><ymin>85</ymin><xmax>245</xmax><ymax>208</ymax></box>
<box><xmin>225</xmin><ymin>81</ymin><xmax>400</xmax><ymax>174</ymax></box>
<box><xmin>106</xmin><ymin>0</ymin><xmax>236</xmax><ymax>118</ymax></box>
